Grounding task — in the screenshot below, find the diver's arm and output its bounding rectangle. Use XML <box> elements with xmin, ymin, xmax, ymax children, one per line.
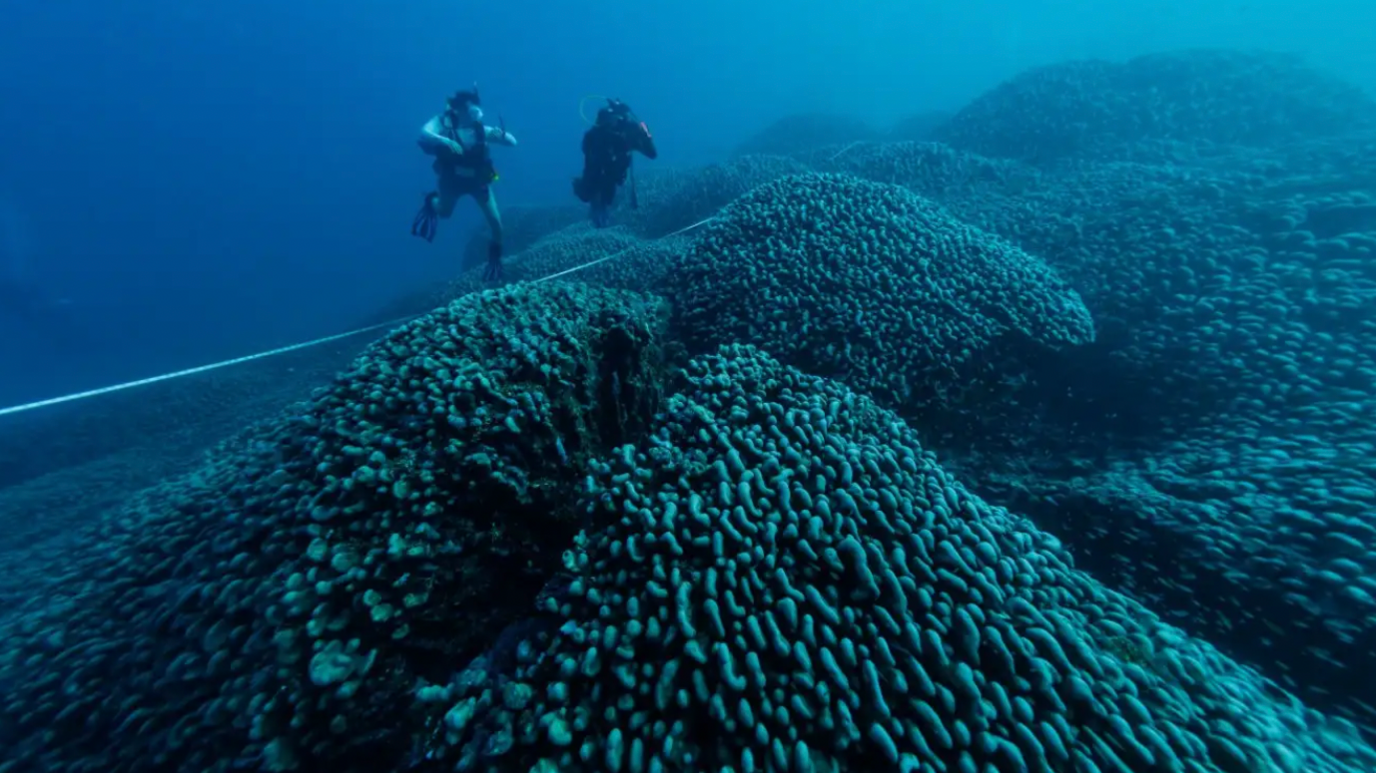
<box><xmin>630</xmin><ymin>121</ymin><xmax>657</xmax><ymax>159</ymax></box>
<box><xmin>484</xmin><ymin>125</ymin><xmax>517</xmax><ymax>146</ymax></box>
<box><xmin>418</xmin><ymin>116</ymin><xmax>461</xmax><ymax>154</ymax></box>
<box><xmin>637</xmin><ymin>133</ymin><xmax>658</xmax><ymax>160</ymax></box>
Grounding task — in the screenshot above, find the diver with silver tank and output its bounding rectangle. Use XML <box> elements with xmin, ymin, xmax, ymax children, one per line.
<box><xmin>411</xmin><ymin>85</ymin><xmax>517</xmax><ymax>281</ymax></box>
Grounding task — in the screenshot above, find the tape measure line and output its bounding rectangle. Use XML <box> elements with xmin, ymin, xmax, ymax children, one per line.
<box><xmin>0</xmin><ymin>218</ymin><xmax>715</xmax><ymax>419</ymax></box>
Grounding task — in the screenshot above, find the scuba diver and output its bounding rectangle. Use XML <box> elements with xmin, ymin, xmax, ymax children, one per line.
<box><xmin>572</xmin><ymin>98</ymin><xmax>657</xmax><ymax>228</ymax></box>
<box><xmin>410</xmin><ymin>86</ymin><xmax>517</xmax><ymax>281</ymax></box>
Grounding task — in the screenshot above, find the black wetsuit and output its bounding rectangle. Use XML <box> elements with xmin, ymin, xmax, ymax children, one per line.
<box><xmin>574</xmin><ymin>111</ymin><xmax>657</xmax><ymax>225</ymax></box>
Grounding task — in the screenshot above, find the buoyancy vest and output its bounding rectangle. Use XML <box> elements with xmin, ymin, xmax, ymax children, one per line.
<box><xmin>440</xmin><ymin>115</ymin><xmax>496</xmax><ymax>181</ymax></box>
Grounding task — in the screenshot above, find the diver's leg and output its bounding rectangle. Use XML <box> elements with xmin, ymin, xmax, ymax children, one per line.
<box><xmin>476</xmin><ymin>188</ymin><xmax>505</xmax><ymax>280</ymax></box>
<box><xmin>477</xmin><ymin>187</ymin><xmax>503</xmax><ymax>246</ymax></box>
<box><xmin>592</xmin><ymin>181</ymin><xmax>617</xmax><ymax>227</ymax></box>
<box><xmin>432</xmin><ymin>175</ymin><xmax>460</xmax><ymax>218</ymax></box>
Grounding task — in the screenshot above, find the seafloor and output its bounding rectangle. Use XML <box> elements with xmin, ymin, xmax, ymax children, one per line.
<box><xmin>2</xmin><ymin>49</ymin><xmax>1376</xmax><ymax>773</ymax></box>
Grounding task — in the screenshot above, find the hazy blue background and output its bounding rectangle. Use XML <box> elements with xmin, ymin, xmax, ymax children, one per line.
<box><xmin>1</xmin><ymin>0</ymin><xmax>1371</xmax><ymax>408</ymax></box>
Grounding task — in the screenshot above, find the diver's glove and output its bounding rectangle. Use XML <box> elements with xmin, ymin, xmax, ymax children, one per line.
<box><xmin>482</xmin><ymin>241</ymin><xmax>503</xmax><ymax>282</ymax></box>
<box><xmin>411</xmin><ymin>193</ymin><xmax>438</xmax><ymax>242</ymax></box>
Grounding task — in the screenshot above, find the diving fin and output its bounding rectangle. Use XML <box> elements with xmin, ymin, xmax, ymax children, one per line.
<box><xmin>411</xmin><ymin>193</ymin><xmax>439</xmax><ymax>242</ymax></box>
<box><xmin>482</xmin><ymin>240</ymin><xmax>503</xmax><ymax>282</ymax></box>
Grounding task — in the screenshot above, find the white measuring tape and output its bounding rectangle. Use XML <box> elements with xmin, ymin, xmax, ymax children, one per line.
<box><xmin>0</xmin><ymin>217</ymin><xmax>716</xmax><ymax>419</ymax></box>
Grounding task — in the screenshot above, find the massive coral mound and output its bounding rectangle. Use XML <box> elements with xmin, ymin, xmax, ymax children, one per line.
<box><xmin>426</xmin><ymin>345</ymin><xmax>1375</xmax><ymax>773</ymax></box>
<box><xmin>11</xmin><ymin>45</ymin><xmax>1376</xmax><ymax>773</ymax></box>
<box><xmin>936</xmin><ymin>155</ymin><xmax>1376</xmax><ymax>438</ymax></box>
<box><xmin>933</xmin><ymin>49</ymin><xmax>1376</xmax><ymax>163</ymax></box>
<box><xmin>0</xmin><ymin>283</ymin><xmax>671</xmax><ymax>773</ymax></box>
<box><xmin>665</xmin><ymin>173</ymin><xmax>1094</xmax><ymax>412</ymax></box>
<box><xmin>421</xmin><ymin>46</ymin><xmax>1376</xmax><ymax>743</ymax></box>
<box><xmin>924</xmin><ymin>135</ymin><xmax>1376</xmax><ymax>729</ymax></box>
<box><xmin>974</xmin><ymin>443</ymin><xmax>1376</xmax><ymax>711</ymax></box>
<box><xmin>440</xmin><ymin>70</ymin><xmax>1376</xmax><ymax>735</ymax></box>
<box><xmin>955</xmin><ymin>155</ymin><xmax>1376</xmax><ymax>485</ymax></box>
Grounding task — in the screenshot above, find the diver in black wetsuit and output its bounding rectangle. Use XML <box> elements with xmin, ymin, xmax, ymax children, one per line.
<box><xmin>572</xmin><ymin>99</ymin><xmax>657</xmax><ymax>228</ymax></box>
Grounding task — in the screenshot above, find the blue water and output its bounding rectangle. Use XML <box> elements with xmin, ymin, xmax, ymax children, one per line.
<box><xmin>1</xmin><ymin>0</ymin><xmax>1372</xmax><ymax>407</ymax></box>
